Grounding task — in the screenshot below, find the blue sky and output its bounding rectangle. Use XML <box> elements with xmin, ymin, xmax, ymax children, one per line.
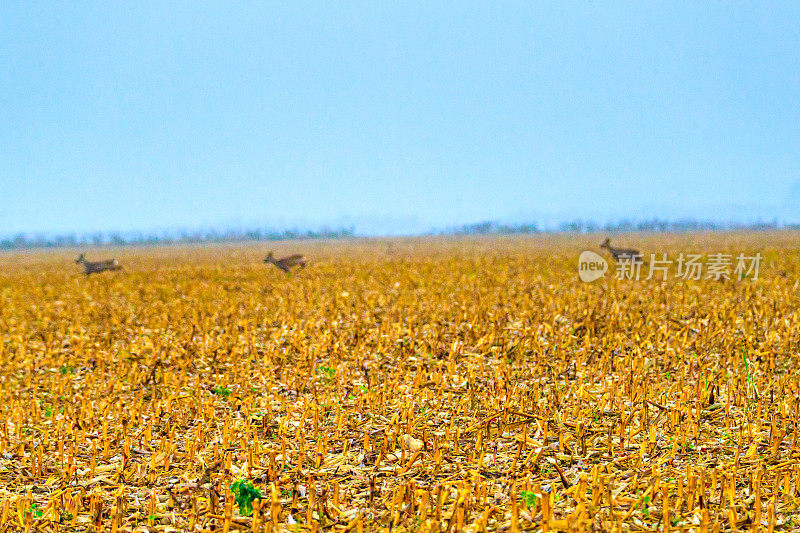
<box><xmin>2</xmin><ymin>2</ymin><xmax>799</xmax><ymax>236</ymax></box>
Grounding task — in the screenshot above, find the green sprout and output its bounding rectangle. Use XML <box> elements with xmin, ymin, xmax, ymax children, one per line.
<box><xmin>318</xmin><ymin>366</ymin><xmax>335</xmax><ymax>380</ymax></box>
<box><xmin>742</xmin><ymin>348</ymin><xmax>755</xmax><ymax>400</ymax></box>
<box><xmin>520</xmin><ymin>490</ymin><xmax>538</xmax><ymax>506</ymax></box>
<box><xmin>230</xmin><ymin>479</ymin><xmax>262</xmax><ymax>516</ymax></box>
<box><xmin>212</xmin><ymin>385</ymin><xmax>231</xmax><ymax>397</ymax></box>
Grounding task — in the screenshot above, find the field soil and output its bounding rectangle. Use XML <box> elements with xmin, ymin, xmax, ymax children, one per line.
<box><xmin>0</xmin><ymin>233</ymin><xmax>799</xmax><ymax>531</ymax></box>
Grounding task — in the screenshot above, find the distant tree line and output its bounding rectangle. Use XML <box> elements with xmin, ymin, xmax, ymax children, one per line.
<box><xmin>446</xmin><ymin>218</ymin><xmax>798</xmax><ymax>236</ymax></box>
<box><xmin>0</xmin><ymin>227</ymin><xmax>355</xmax><ymax>250</ymax></box>
<box><xmin>449</xmin><ymin>221</ymin><xmax>540</xmax><ymax>235</ymax></box>
<box><xmin>3</xmin><ymin>219</ymin><xmax>799</xmax><ymax>250</ymax></box>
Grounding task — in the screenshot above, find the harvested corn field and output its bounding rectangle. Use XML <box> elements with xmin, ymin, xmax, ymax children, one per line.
<box><xmin>1</xmin><ymin>233</ymin><xmax>800</xmax><ymax>532</ymax></box>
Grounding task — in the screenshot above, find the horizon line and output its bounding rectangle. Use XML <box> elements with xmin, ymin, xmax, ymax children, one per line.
<box><xmin>2</xmin><ymin>217</ymin><xmax>799</xmax><ymax>250</ymax></box>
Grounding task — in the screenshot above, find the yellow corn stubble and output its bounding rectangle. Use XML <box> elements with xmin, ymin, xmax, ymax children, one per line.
<box><xmin>0</xmin><ymin>234</ymin><xmax>796</xmax><ymax>531</ymax></box>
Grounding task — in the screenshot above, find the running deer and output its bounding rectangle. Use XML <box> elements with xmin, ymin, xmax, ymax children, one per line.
<box><xmin>600</xmin><ymin>238</ymin><xmax>643</xmax><ymax>263</ymax></box>
<box><xmin>75</xmin><ymin>254</ymin><xmax>123</xmax><ymax>276</ymax></box>
<box><xmin>264</xmin><ymin>251</ymin><xmax>307</xmax><ymax>273</ymax></box>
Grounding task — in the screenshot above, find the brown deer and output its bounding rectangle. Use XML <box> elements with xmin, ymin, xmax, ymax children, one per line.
<box><xmin>600</xmin><ymin>238</ymin><xmax>643</xmax><ymax>263</ymax></box>
<box><xmin>75</xmin><ymin>254</ymin><xmax>123</xmax><ymax>276</ymax></box>
<box><xmin>264</xmin><ymin>251</ymin><xmax>306</xmax><ymax>273</ymax></box>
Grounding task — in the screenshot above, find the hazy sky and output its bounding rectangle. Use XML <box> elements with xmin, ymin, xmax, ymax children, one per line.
<box><xmin>2</xmin><ymin>2</ymin><xmax>799</xmax><ymax>235</ymax></box>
